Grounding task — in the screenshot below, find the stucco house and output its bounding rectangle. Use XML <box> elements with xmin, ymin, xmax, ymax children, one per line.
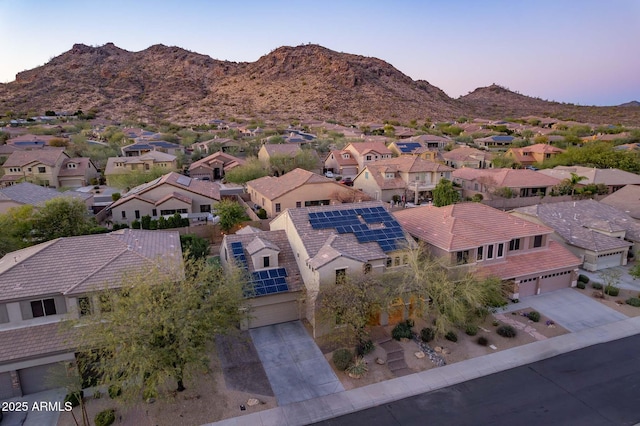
<box><xmin>601</xmin><ymin>185</ymin><xmax>640</xmax><ymax>220</ymax></box>
<box><xmin>323</xmin><ymin>150</ymin><xmax>359</xmax><ymax>177</ymax></box>
<box><xmin>342</xmin><ymin>141</ymin><xmax>393</xmax><ymax>171</ymax></box>
<box><xmin>57</xmin><ymin>157</ymin><xmax>100</xmax><ymax>188</ymax></box>
<box><xmin>269</xmin><ymin>201</ymin><xmax>414</xmax><ymax>336</ymax></box>
<box><xmin>0</xmin><ymin>182</ymin><xmax>93</xmax><ymax>214</ymax></box>
<box><xmin>353</xmin><ymin>156</ymin><xmax>453</xmax><ymax>203</ymax></box>
<box><xmin>511</xmin><ymin>199</ymin><xmax>640</xmax><ymax>271</ymax></box>
<box><xmin>452</xmin><ymin>168</ymin><xmax>561</xmax><ymax>200</ymax></box>
<box><xmin>536</xmin><ymin>166</ymin><xmax>640</xmax><ymax>194</ymax></box>
<box><xmin>257</xmin><ymin>144</ymin><xmax>302</xmax><ymax>168</ymax></box>
<box><xmin>393</xmin><ymin>203</ymin><xmax>581</xmax><ymax>299</ymax></box>
<box><xmin>442</xmin><ymin>146</ymin><xmax>493</xmax><ymax>169</ymax></box>
<box><xmin>0</xmin><ymin>229</ymin><xmax>182</xmax><ymax>398</ymax></box>
<box><xmin>219</xmin><ymin>229</ymin><xmax>303</xmax><ymax>329</ymax></box>
<box><xmin>121</xmin><ymin>140</ymin><xmax>183</xmax><ymax>157</ymax></box>
<box><xmin>386</xmin><ymin>141</ymin><xmax>441</xmax><ymax>162</ymax></box>
<box><xmin>474</xmin><ymin>135</ymin><xmax>516</xmax><ymax>149</ymax></box>
<box><xmin>188</xmin><ymin>151</ymin><xmax>245</xmax><ymax>181</ymax></box>
<box><xmin>246</xmin><ymin>168</ymin><xmax>366</xmax><ymax>218</ymax></box>
<box><xmin>109</xmin><ymin>172</ymin><xmax>221</xmax><ymax>225</ymax></box>
<box><xmin>104</xmin><ymin>151</ymin><xmax>178</xmax><ymax>187</ymax></box>
<box><xmin>504</xmin><ymin>143</ymin><xmax>565</xmax><ymax>167</ymax></box>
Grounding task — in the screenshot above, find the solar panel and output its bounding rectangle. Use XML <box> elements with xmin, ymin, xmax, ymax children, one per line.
<box><xmin>175</xmin><ymin>175</ymin><xmax>192</xmax><ymax>187</ymax></box>
<box><xmin>250</xmin><ymin>267</ymin><xmax>289</xmax><ymax>297</ymax></box>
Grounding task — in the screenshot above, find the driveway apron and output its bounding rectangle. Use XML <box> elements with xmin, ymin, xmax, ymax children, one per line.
<box><xmin>250</xmin><ymin>321</ymin><xmax>344</xmax><ymax>405</ymax></box>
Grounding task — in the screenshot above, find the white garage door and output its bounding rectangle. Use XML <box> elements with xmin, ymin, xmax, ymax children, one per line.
<box><xmin>18</xmin><ymin>362</ymin><xmax>68</xmax><ymax>395</ymax></box>
<box><xmin>596</xmin><ymin>251</ymin><xmax>624</xmax><ymax>270</ymax></box>
<box><xmin>0</xmin><ymin>371</ymin><xmax>14</xmax><ymax>399</ymax></box>
<box><xmin>249</xmin><ymin>301</ymin><xmax>299</xmax><ymax>329</ymax></box>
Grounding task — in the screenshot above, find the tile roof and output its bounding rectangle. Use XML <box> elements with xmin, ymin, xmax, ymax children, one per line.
<box><xmin>0</xmin><ymin>229</ymin><xmax>182</xmax><ymax>301</ymax></box>
<box><xmin>513</xmin><ymin>199</ymin><xmax>640</xmax><ymax>251</ymax></box>
<box><xmin>104</xmin><ymin>151</ymin><xmax>176</xmax><ymax>175</ymax></box>
<box><xmin>3</xmin><ymin>148</ymin><xmax>67</xmax><ymax>168</ymax></box>
<box><xmin>366</xmin><ymin>156</ymin><xmax>453</xmax><ymax>173</ymax></box>
<box><xmin>442</xmin><ymin>146</ymin><xmax>493</xmax><ymax>162</ymax></box>
<box><xmin>346</xmin><ymin>141</ymin><xmax>393</xmax><ymax>156</ymax></box>
<box><xmin>537</xmin><ymin>166</ymin><xmax>640</xmax><ymax>187</ymax></box>
<box><xmin>261</xmin><ymin>144</ymin><xmax>302</xmax><ymax>157</ymax></box>
<box><xmin>480</xmin><ymin>241</ymin><xmax>581</xmax><ymax>280</ymax></box>
<box><xmin>360</xmin><ymin>164</ymin><xmax>406</xmax><ymax>190</ymax></box>
<box><xmin>452</xmin><ymin>168</ymin><xmax>561</xmax><ymax>188</ymax></box>
<box><xmin>600</xmin><ymin>185</ymin><xmax>640</xmax><ymax>220</ymax></box>
<box><xmin>0</xmin><ymin>322</ymin><xmax>76</xmax><ymax>364</ymax></box>
<box><xmin>188</xmin><ymin>151</ymin><xmax>245</xmax><ymax>172</ymax></box>
<box><xmin>326</xmin><ymin>150</ymin><xmax>358</xmax><ymax>167</ymax></box>
<box><xmin>222</xmin><ymin>230</ymin><xmax>303</xmax><ymax>292</ymax></box>
<box><xmin>247</xmin><ymin>168</ymin><xmax>340</xmax><ymax>200</ymax></box>
<box><xmin>58</xmin><ymin>157</ymin><xmax>94</xmax><ymax>177</ymax></box>
<box><xmin>393</xmin><ymin>203</ymin><xmax>552</xmax><ymax>251</ymax></box>
<box><xmin>0</xmin><ymin>182</ymin><xmax>88</xmax><ymax>206</ymax></box>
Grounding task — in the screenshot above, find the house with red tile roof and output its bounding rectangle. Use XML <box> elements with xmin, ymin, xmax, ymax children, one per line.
<box><xmin>323</xmin><ymin>150</ymin><xmax>359</xmax><ymax>177</ymax></box>
<box><xmin>104</xmin><ymin>151</ymin><xmax>178</xmax><ymax>187</ymax></box>
<box><xmin>393</xmin><ymin>203</ymin><xmax>581</xmax><ymax>299</ymax></box>
<box><xmin>537</xmin><ymin>166</ymin><xmax>640</xmax><ymax>194</ymax></box>
<box><xmin>188</xmin><ymin>151</ymin><xmax>245</xmax><ymax>181</ymax></box>
<box><xmin>109</xmin><ymin>172</ymin><xmax>221</xmax><ymax>225</ymax></box>
<box><xmin>504</xmin><ymin>143</ymin><xmax>565</xmax><ymax>167</ymax></box>
<box><xmin>452</xmin><ymin>168</ymin><xmax>561</xmax><ymax>200</ymax></box>
<box><xmin>0</xmin><ymin>229</ymin><xmax>182</xmax><ymax>398</ymax></box>
<box><xmin>442</xmin><ymin>146</ymin><xmax>493</xmax><ymax>169</ymax></box>
<box><xmin>344</xmin><ymin>142</ymin><xmax>393</xmax><ymax>171</ymax></box>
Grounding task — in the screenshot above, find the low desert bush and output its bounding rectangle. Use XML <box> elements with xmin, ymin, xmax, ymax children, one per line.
<box><xmin>392</xmin><ymin>319</ymin><xmax>414</xmax><ymax>340</ymax></box>
<box><xmin>578</xmin><ymin>274</ymin><xmax>590</xmax><ymax>283</ymax></box>
<box><xmin>445</xmin><ymin>331</ymin><xmax>458</xmax><ymax>342</ymax></box>
<box><xmin>420</xmin><ymin>327</ymin><xmax>435</xmax><ymax>342</ymax></box>
<box><xmin>497</xmin><ymin>325</ymin><xmax>517</xmax><ymax>338</ymax></box>
<box><xmin>576</xmin><ymin>282</ymin><xmax>586</xmax><ymax>289</ymax></box>
<box><xmin>356</xmin><ymin>339</ymin><xmax>374</xmax><ymax>356</ymax></box>
<box><xmin>604</xmin><ymin>286</ymin><xmax>620</xmax><ymax>297</ymax></box>
<box><xmin>95</xmin><ymin>409</ymin><xmax>115</xmax><ymax>426</ymax></box>
<box><xmin>527</xmin><ymin>311</ymin><xmax>541</xmax><ymax>322</ymax></box>
<box><xmin>626</xmin><ymin>297</ymin><xmax>640</xmax><ymax>307</ymax></box>
<box><xmin>465</xmin><ymin>325</ymin><xmax>478</xmax><ymax>336</ymax></box>
<box><xmin>477</xmin><ymin>336</ymin><xmax>489</xmax><ymax>346</ymax></box>
<box><xmin>332</xmin><ymin>348</ymin><xmax>354</xmax><ymax>371</ymax></box>
<box><xmin>591</xmin><ymin>282</ymin><xmax>603</xmax><ymax>290</ymax></box>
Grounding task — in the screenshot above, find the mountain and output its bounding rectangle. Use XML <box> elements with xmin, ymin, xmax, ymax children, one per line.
<box><xmin>618</xmin><ymin>101</ymin><xmax>640</xmax><ymax>107</ymax></box>
<box><xmin>0</xmin><ymin>43</ymin><xmax>638</xmax><ymax>125</ymax></box>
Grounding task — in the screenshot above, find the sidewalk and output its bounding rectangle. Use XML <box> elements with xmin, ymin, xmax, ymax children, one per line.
<box><xmin>206</xmin><ymin>316</ymin><xmax>640</xmax><ymax>426</ymax></box>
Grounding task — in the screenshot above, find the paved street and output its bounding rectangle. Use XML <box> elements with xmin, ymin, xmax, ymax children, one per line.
<box><xmin>313</xmin><ymin>334</ymin><xmax>640</xmax><ymax>426</ymax></box>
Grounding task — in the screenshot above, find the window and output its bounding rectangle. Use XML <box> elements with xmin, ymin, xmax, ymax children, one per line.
<box><xmin>456</xmin><ymin>250</ymin><xmax>469</xmax><ymax>265</ymax></box>
<box><xmin>31</xmin><ymin>298</ymin><xmax>57</xmax><ymax>318</ymax></box>
<box><xmin>533</xmin><ymin>235</ymin><xmax>543</xmax><ymax>248</ymax></box>
<box><xmin>497</xmin><ymin>243</ymin><xmax>504</xmax><ymax>258</ymax></box>
<box><xmin>509</xmin><ymin>238</ymin><xmax>521</xmax><ymax>251</ymax></box>
<box><xmin>67</xmin><ymin>163</ymin><xmax>76</xmax><ymax>169</ymax></box>
<box><xmin>336</xmin><ymin>268</ymin><xmax>347</xmax><ymax>285</ymax></box>
<box><xmin>366</xmin><ymin>155</ymin><xmax>372</xmax><ymax>161</ymax></box>
<box><xmin>296</xmin><ymin>202</ymin><xmax>301</xmax><ymax>208</ymax></box>
<box><xmin>0</xmin><ymin>304</ymin><xmax>9</xmax><ymax>324</ymax></box>
<box><xmin>135</xmin><ymin>210</ymin><xmax>140</xmax><ymax>219</ymax></box>
<box><xmin>394</xmin><ymin>257</ymin><xmax>400</xmax><ymax>266</ymax></box>
<box><xmin>403</xmin><ymin>255</ymin><xmax>408</xmax><ymax>264</ymax></box>
<box><xmin>365</xmin><ymin>171</ymin><xmax>369</xmax><ymax>179</ymax></box>
<box><xmin>263</xmin><ymin>256</ymin><xmax>270</xmax><ymax>268</ymax></box>
<box><xmin>99</xmin><ymin>294</ymin><xmax>112</xmax><ymax>313</ymax></box>
<box><xmin>145</xmin><ymin>163</ymin><xmax>150</xmax><ymax>170</ymax></box>
<box><xmin>477</xmin><ymin>246</ymin><xmax>484</xmax><ymax>261</ymax></box>
<box><xmin>487</xmin><ymin>245</ymin><xmax>494</xmax><ymax>259</ymax></box>
<box><xmin>275</xmin><ymin>203</ymin><xmax>281</xmax><ymax>213</ymax></box>
<box><xmin>38</xmin><ymin>166</ymin><xmax>46</xmax><ymax>173</ymax></box>
<box><xmin>363</xmin><ymin>263</ymin><xmax>372</xmax><ymax>274</ymax></box>
<box><xmin>78</xmin><ymin>297</ymin><xmax>92</xmax><ymax>316</ymax></box>
<box><xmin>200</xmin><ymin>205</ymin><xmax>211</xmax><ymax>213</ymax></box>
<box><xmin>386</xmin><ymin>258</ymin><xmax>392</xmax><ymax>267</ymax></box>
<box><xmin>121</xmin><ymin>211</ymin><xmax>126</xmax><ymax>219</ymax></box>
<box><xmin>152</xmin><ymin>209</ymin><xmax>157</xmax><ymax>216</ymax></box>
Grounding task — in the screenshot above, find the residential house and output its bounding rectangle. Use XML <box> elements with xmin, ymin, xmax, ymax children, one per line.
<box><xmin>393</xmin><ymin>203</ymin><xmax>581</xmax><ymax>299</ymax></box>
<box><xmin>191</xmin><ymin>138</ymin><xmax>241</xmax><ymax>154</ymax></box>
<box><xmin>219</xmin><ymin>230</ymin><xmax>303</xmax><ymax>329</ymax></box>
<box><xmin>343</xmin><ymin>142</ymin><xmax>393</xmax><ymax>172</ymax></box>
<box><xmin>323</xmin><ymin>150</ymin><xmax>359</xmax><ymax>177</ymax></box>
<box><xmin>504</xmin><ymin>144</ymin><xmax>565</xmax><ymax>167</ymax></box>
<box><xmin>452</xmin><ymin>168</ymin><xmax>561</xmax><ymax>200</ymax></box>
<box><xmin>269</xmin><ymin>201</ymin><xmax>414</xmax><ymax>336</ymax></box>
<box><xmin>474</xmin><ymin>135</ymin><xmax>516</xmax><ymax>149</ymax></box>
<box><xmin>109</xmin><ymin>172</ymin><xmax>221</xmax><ymax>225</ymax></box>
<box><xmin>258</xmin><ymin>144</ymin><xmax>302</xmax><ymax>169</ymax></box>
<box><xmin>6</xmin><ymin>134</ymin><xmax>61</xmax><ymax>150</ymax></box>
<box><xmin>246</xmin><ymin>168</ymin><xmax>365</xmax><ymax>218</ymax></box>
<box><xmin>0</xmin><ymin>182</ymin><xmax>93</xmax><ymax>214</ymax></box>
<box><xmin>511</xmin><ymin>199</ymin><xmax>640</xmax><ymax>271</ymax></box>
<box><xmin>1</xmin><ymin>148</ymin><xmax>67</xmax><ymax>188</ymax></box>
<box><xmin>0</xmin><ymin>229</ymin><xmax>182</xmax><ymax>398</ymax></box>
<box><xmin>442</xmin><ymin>146</ymin><xmax>493</xmax><ymax>169</ymax></box>
<box><xmin>121</xmin><ymin>140</ymin><xmax>183</xmax><ymax>157</ymax></box>
<box><xmin>353</xmin><ymin>157</ymin><xmax>453</xmax><ymax>203</ymax></box>
<box><xmin>536</xmin><ymin>166</ymin><xmax>640</xmax><ymax>194</ymax></box>
<box><xmin>189</xmin><ymin>152</ymin><xmax>245</xmax><ymax>181</ymax></box>
<box><xmin>104</xmin><ymin>151</ymin><xmax>177</xmax><ymax>187</ymax></box>
<box><xmin>57</xmin><ymin>157</ymin><xmax>100</xmax><ymax>188</ymax></box>
<box><xmin>601</xmin><ymin>185</ymin><xmax>640</xmax><ymax>220</ymax></box>
<box><xmin>406</xmin><ymin>134</ymin><xmax>452</xmax><ymax>150</ymax></box>
<box><xmin>386</xmin><ymin>141</ymin><xmax>440</xmax><ymax>162</ymax></box>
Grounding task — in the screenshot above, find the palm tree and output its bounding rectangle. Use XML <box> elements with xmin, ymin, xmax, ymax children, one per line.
<box><xmin>569</xmin><ymin>172</ymin><xmax>587</xmax><ymax>195</ymax></box>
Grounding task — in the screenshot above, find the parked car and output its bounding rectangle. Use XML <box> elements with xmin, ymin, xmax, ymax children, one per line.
<box><xmin>340</xmin><ymin>177</ymin><xmax>354</xmax><ymax>186</ymax></box>
<box><xmin>324</xmin><ymin>171</ymin><xmax>334</xmax><ymax>178</ymax></box>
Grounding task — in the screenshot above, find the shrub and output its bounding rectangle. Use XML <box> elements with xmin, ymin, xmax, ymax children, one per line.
<box><xmin>576</xmin><ymin>282</ymin><xmax>586</xmax><ymax>289</ymax></box>
<box><xmin>332</xmin><ymin>348</ymin><xmax>353</xmax><ymax>371</ymax></box>
<box><xmin>591</xmin><ymin>282</ymin><xmax>603</xmax><ymax>290</ymax></box>
<box><xmin>95</xmin><ymin>409</ymin><xmax>116</xmax><ymax>426</ymax></box>
<box><xmin>64</xmin><ymin>391</ymin><xmax>83</xmax><ymax>407</ymax></box>
<box><xmin>626</xmin><ymin>297</ymin><xmax>640</xmax><ymax>307</ymax></box>
<box><xmin>420</xmin><ymin>327</ymin><xmax>435</xmax><ymax>342</ymax></box>
<box><xmin>527</xmin><ymin>311</ymin><xmax>541</xmax><ymax>322</ymax></box>
<box><xmin>108</xmin><ymin>385</ymin><xmax>121</xmax><ymax>399</ymax></box>
<box><xmin>465</xmin><ymin>325</ymin><xmax>478</xmax><ymax>336</ymax></box>
<box><xmin>477</xmin><ymin>336</ymin><xmax>489</xmax><ymax>346</ymax></box>
<box><xmin>345</xmin><ymin>357</ymin><xmax>368</xmax><ymax>377</ymax></box>
<box><xmin>604</xmin><ymin>286</ymin><xmax>620</xmax><ymax>297</ymax></box>
<box><xmin>497</xmin><ymin>325</ymin><xmax>517</xmax><ymax>338</ymax></box>
<box><xmin>445</xmin><ymin>331</ymin><xmax>458</xmax><ymax>342</ymax></box>
<box><xmin>256</xmin><ymin>208</ymin><xmax>267</xmax><ymax>219</ymax></box>
<box><xmin>356</xmin><ymin>339</ymin><xmax>374</xmax><ymax>356</ymax></box>
<box><xmin>578</xmin><ymin>274</ymin><xmax>590</xmax><ymax>283</ymax></box>
<box><xmin>391</xmin><ymin>320</ymin><xmax>414</xmax><ymax>340</ymax></box>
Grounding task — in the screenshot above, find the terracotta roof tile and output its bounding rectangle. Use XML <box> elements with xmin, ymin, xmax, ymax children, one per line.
<box><xmin>247</xmin><ymin>168</ymin><xmax>340</xmax><ymax>200</ymax></box>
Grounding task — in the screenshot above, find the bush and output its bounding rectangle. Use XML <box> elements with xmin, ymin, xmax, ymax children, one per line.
<box><xmin>527</xmin><ymin>311</ymin><xmax>541</xmax><ymax>322</ymax></box>
<box><xmin>626</xmin><ymin>297</ymin><xmax>640</xmax><ymax>307</ymax></box>
<box><xmin>332</xmin><ymin>348</ymin><xmax>354</xmax><ymax>371</ymax></box>
<box><xmin>604</xmin><ymin>286</ymin><xmax>620</xmax><ymax>297</ymax></box>
<box><xmin>256</xmin><ymin>208</ymin><xmax>267</xmax><ymax>219</ymax></box>
<box><xmin>108</xmin><ymin>385</ymin><xmax>121</xmax><ymax>399</ymax></box>
<box><xmin>420</xmin><ymin>327</ymin><xmax>435</xmax><ymax>342</ymax></box>
<box><xmin>576</xmin><ymin>282</ymin><xmax>586</xmax><ymax>289</ymax></box>
<box><xmin>445</xmin><ymin>331</ymin><xmax>458</xmax><ymax>342</ymax></box>
<box><xmin>95</xmin><ymin>409</ymin><xmax>116</xmax><ymax>426</ymax></box>
<box><xmin>64</xmin><ymin>391</ymin><xmax>83</xmax><ymax>407</ymax></box>
<box><xmin>578</xmin><ymin>274</ymin><xmax>590</xmax><ymax>283</ymax></box>
<box><xmin>345</xmin><ymin>356</ymin><xmax>368</xmax><ymax>377</ymax></box>
<box><xmin>477</xmin><ymin>336</ymin><xmax>489</xmax><ymax>346</ymax></box>
<box><xmin>497</xmin><ymin>325</ymin><xmax>517</xmax><ymax>338</ymax></box>
<box><xmin>391</xmin><ymin>320</ymin><xmax>414</xmax><ymax>340</ymax></box>
<box><xmin>465</xmin><ymin>325</ymin><xmax>478</xmax><ymax>336</ymax></box>
<box><xmin>356</xmin><ymin>339</ymin><xmax>374</xmax><ymax>356</ymax></box>
<box><xmin>591</xmin><ymin>282</ymin><xmax>603</xmax><ymax>290</ymax></box>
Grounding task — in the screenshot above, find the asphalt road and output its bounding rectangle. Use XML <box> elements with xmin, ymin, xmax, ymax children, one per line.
<box><xmin>313</xmin><ymin>334</ymin><xmax>640</xmax><ymax>426</ymax></box>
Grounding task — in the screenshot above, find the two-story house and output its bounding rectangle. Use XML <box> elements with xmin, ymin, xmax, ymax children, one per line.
<box><xmin>109</xmin><ymin>172</ymin><xmax>221</xmax><ymax>225</ymax></box>
<box><xmin>504</xmin><ymin>143</ymin><xmax>565</xmax><ymax>167</ymax></box>
<box><xmin>442</xmin><ymin>146</ymin><xmax>493</xmax><ymax>169</ymax></box>
<box><xmin>270</xmin><ymin>201</ymin><xmax>414</xmax><ymax>336</ymax></box>
<box><xmin>323</xmin><ymin>150</ymin><xmax>359</xmax><ymax>177</ymax></box>
<box><xmin>246</xmin><ymin>168</ymin><xmax>366</xmax><ymax>218</ymax></box>
<box><xmin>474</xmin><ymin>135</ymin><xmax>517</xmax><ymax>149</ymax></box>
<box><xmin>393</xmin><ymin>203</ymin><xmax>581</xmax><ymax>300</ymax></box>
<box><xmin>324</xmin><ymin>142</ymin><xmax>393</xmax><ymax>177</ymax></box>
<box><xmin>104</xmin><ymin>151</ymin><xmax>178</xmax><ymax>187</ymax></box>
<box><xmin>0</xmin><ymin>229</ymin><xmax>181</xmax><ymax>398</ymax></box>
<box><xmin>57</xmin><ymin>157</ymin><xmax>100</xmax><ymax>188</ymax></box>
<box><xmin>188</xmin><ymin>151</ymin><xmax>245</xmax><ymax>181</ymax></box>
<box><xmin>386</xmin><ymin>141</ymin><xmax>441</xmax><ymax>162</ymax></box>
<box><xmin>0</xmin><ymin>148</ymin><xmax>91</xmax><ymax>189</ymax></box>
<box><xmin>121</xmin><ymin>140</ymin><xmax>184</xmax><ymax>157</ymax></box>
<box><xmin>353</xmin><ymin>157</ymin><xmax>453</xmax><ymax>203</ymax></box>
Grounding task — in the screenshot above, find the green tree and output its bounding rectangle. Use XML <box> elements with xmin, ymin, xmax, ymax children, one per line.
<box><xmin>31</xmin><ymin>197</ymin><xmax>95</xmax><ymax>242</ymax></box>
<box><xmin>108</xmin><ymin>166</ymin><xmax>168</xmax><ymax>190</ymax></box>
<box><xmin>224</xmin><ymin>158</ymin><xmax>268</xmax><ymax>184</ymax></box>
<box><xmin>213</xmin><ymin>199</ymin><xmax>248</xmax><ymax>232</ymax></box>
<box><xmin>432</xmin><ymin>178</ymin><xmax>460</xmax><ymax>207</ymax></box>
<box><xmin>294</xmin><ymin>149</ymin><xmax>319</xmax><ymax>171</ymax></box>
<box><xmin>70</xmin><ymin>259</ymin><xmax>246</xmax><ymax>401</ymax></box>
<box><xmin>0</xmin><ymin>205</ymin><xmax>35</xmax><ymax>256</ymax></box>
<box><xmin>180</xmin><ymin>234</ymin><xmax>210</xmax><ymax>261</ymax></box>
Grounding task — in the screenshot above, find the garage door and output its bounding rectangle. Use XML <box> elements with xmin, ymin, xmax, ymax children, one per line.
<box><xmin>0</xmin><ymin>371</ymin><xmax>13</xmax><ymax>399</ymax></box>
<box><xmin>249</xmin><ymin>301</ymin><xmax>299</xmax><ymax>328</ymax></box>
<box><xmin>539</xmin><ymin>270</ymin><xmax>573</xmax><ymax>294</ymax></box>
<box><xmin>518</xmin><ymin>279</ymin><xmax>537</xmax><ymax>297</ymax></box>
<box><xmin>596</xmin><ymin>251</ymin><xmax>624</xmax><ymax>270</ymax></box>
<box><xmin>18</xmin><ymin>362</ymin><xmax>68</xmax><ymax>395</ymax></box>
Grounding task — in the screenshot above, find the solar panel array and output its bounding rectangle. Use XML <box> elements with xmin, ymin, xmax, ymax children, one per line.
<box><xmin>396</xmin><ymin>142</ymin><xmax>422</xmax><ymax>153</ymax></box>
<box><xmin>230</xmin><ymin>241</ymin><xmax>289</xmax><ymax>297</ymax></box>
<box><xmin>308</xmin><ymin>206</ymin><xmax>405</xmax><ymax>252</ymax></box>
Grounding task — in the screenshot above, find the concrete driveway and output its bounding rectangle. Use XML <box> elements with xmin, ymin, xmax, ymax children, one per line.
<box><xmin>502</xmin><ymin>288</ymin><xmax>628</xmax><ymax>332</ymax></box>
<box><xmin>250</xmin><ymin>321</ymin><xmax>344</xmax><ymax>406</ymax></box>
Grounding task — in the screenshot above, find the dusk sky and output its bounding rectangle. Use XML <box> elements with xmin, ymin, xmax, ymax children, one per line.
<box><xmin>1</xmin><ymin>0</ymin><xmax>639</xmax><ymax>106</ymax></box>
